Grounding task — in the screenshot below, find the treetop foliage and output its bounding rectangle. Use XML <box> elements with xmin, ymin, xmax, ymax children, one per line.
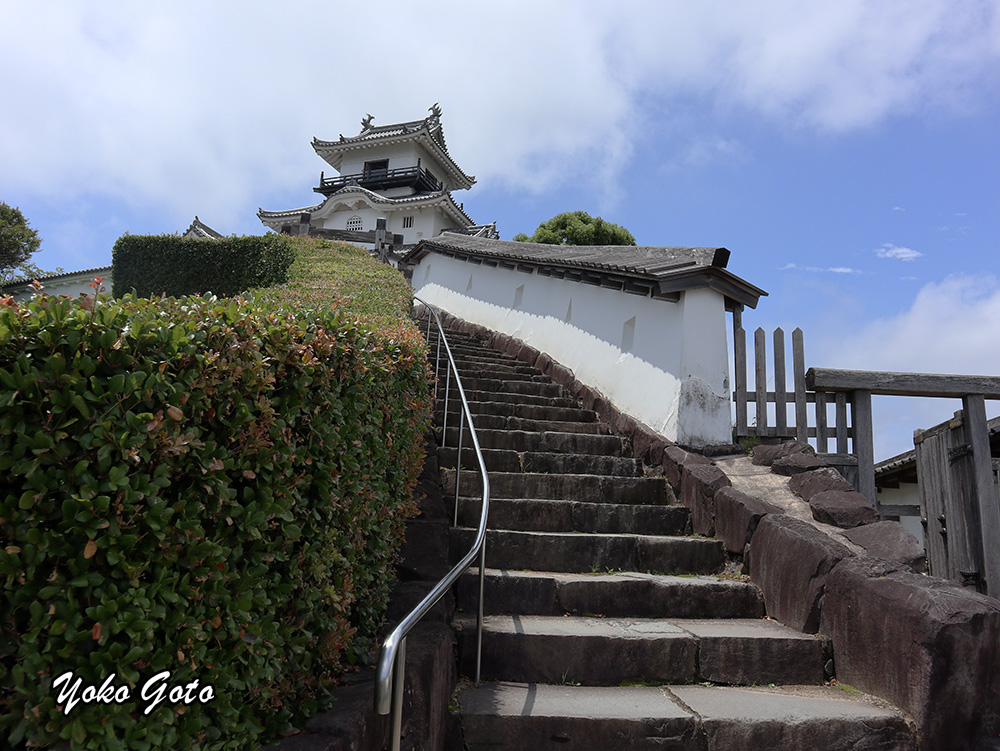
<box><xmin>512</xmin><ymin>210</ymin><xmax>636</xmax><ymax>246</ymax></box>
<box><xmin>0</xmin><ymin>202</ymin><xmax>42</xmax><ymax>272</ymax></box>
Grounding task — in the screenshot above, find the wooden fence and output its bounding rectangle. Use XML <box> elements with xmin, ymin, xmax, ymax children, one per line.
<box><xmin>732</xmin><ymin>326</ymin><xmax>859</xmax><ymax>486</ymax></box>
<box><xmin>733</xmin><ymin>324</ymin><xmax>1000</xmax><ymax>596</ymax></box>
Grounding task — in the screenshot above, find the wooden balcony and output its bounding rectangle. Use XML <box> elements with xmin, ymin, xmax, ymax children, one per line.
<box><xmin>315</xmin><ymin>166</ymin><xmax>443</xmax><ymax>196</ymax></box>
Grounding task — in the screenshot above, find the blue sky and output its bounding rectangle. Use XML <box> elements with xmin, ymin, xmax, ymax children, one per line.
<box><xmin>3</xmin><ymin>0</ymin><xmax>1000</xmax><ymax>459</ymax></box>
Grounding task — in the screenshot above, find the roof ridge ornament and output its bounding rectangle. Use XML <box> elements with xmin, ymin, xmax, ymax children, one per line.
<box><xmin>428</xmin><ymin>102</ymin><xmax>442</xmax><ymax>120</ymax></box>
<box><xmin>361</xmin><ymin>113</ymin><xmax>374</xmax><ymax>129</ymax></box>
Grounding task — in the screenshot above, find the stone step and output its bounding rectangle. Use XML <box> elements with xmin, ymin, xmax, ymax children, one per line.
<box><xmin>440</xmin><ymin>415</ymin><xmax>611</xmax><ymax>435</ymax></box>
<box><xmin>459</xmin><ymin>376</ymin><xmax>566</xmax><ymax>397</ymax></box>
<box><xmin>449</xmin><ymin>528</ymin><xmax>725</xmax><ymax>574</ymax></box>
<box><xmin>437</xmin><ymin>389</ymin><xmax>582</xmax><ymax>409</ymax></box>
<box><xmin>442</xmin><ymin>469</ymin><xmax>673</xmax><ymax>503</ymax></box>
<box><xmin>443</xmin><ymin>367</ymin><xmax>552</xmax><ymax>384</ymax></box>
<box><xmin>457</xmin><ymin>682</ymin><xmax>918</xmax><ymax>751</ymax></box>
<box><xmin>439</xmin><ymin>448</ymin><xmax>643</xmax><ymax>476</ymax></box>
<box><xmin>455</xmin><ymin>496</ymin><xmax>688</xmax><ymax>534</ymax></box>
<box><xmin>455</xmin><ymin>569</ymin><xmax>764</xmax><ymax>619</ymax></box>
<box><xmin>440</xmin><ymin>428</ymin><xmax>626</xmax><ymax>455</ymax></box>
<box><xmin>454</xmin><ymin>615</ymin><xmax>829</xmax><ymax>686</ymax></box>
<box><xmin>435</xmin><ymin>359</ymin><xmax>540</xmax><ymax>376</ymax></box>
<box><xmin>434</xmin><ymin>401</ymin><xmax>597</xmax><ymax>424</ymax></box>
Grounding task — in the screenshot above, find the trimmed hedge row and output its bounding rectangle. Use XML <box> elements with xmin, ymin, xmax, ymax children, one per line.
<box><xmin>111</xmin><ymin>234</ymin><xmax>295</xmax><ymax>299</ymax></box>
<box><xmin>0</xmin><ymin>290</ymin><xmax>431</xmax><ymax>749</ymax></box>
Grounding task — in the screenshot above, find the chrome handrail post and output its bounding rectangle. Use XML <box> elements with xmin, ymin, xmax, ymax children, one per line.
<box><xmin>455</xmin><ymin>408</ymin><xmax>465</xmax><ymax>526</ymax></box>
<box><xmin>441</xmin><ymin>361</ymin><xmax>451</xmax><ymax>447</ymax></box>
<box><xmin>390</xmin><ymin>637</ymin><xmax>406</xmax><ymax>751</ymax></box>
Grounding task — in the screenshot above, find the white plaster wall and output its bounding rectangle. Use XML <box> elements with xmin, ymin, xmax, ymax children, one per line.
<box><xmin>339</xmin><ymin>143</ymin><xmax>419</xmax><ymax>175</ymax></box>
<box><xmin>411</xmin><ymin>253</ymin><xmax>732</xmax><ymax>446</ymax></box>
<box><xmin>877</xmin><ymin>482</ymin><xmax>925</xmax><ymax>547</ymax></box>
<box><xmin>320</xmin><ymin>206</ymin><xmax>380</xmax><ymax>233</ymax></box>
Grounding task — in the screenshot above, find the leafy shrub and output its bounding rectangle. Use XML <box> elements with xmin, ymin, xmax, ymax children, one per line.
<box><xmin>111</xmin><ymin>234</ymin><xmax>295</xmax><ymax>299</ymax></box>
<box><xmin>0</xmin><ymin>289</ymin><xmax>431</xmax><ymax>749</ymax></box>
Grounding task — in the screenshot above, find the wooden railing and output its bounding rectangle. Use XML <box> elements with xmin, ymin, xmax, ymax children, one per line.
<box><xmin>806</xmin><ymin>368</ymin><xmax>1000</xmax><ymax>598</ymax></box>
<box><xmin>733</xmin><ymin>325</ymin><xmax>1000</xmax><ymax>596</ymax></box>
<box><xmin>315</xmin><ymin>165</ymin><xmax>443</xmax><ymax>195</ymax></box>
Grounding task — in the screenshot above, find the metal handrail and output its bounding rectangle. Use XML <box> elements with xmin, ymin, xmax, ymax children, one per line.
<box><xmin>374</xmin><ymin>297</ymin><xmax>489</xmax><ymax>751</ymax></box>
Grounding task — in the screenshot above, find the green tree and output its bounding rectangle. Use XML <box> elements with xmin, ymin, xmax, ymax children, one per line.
<box><xmin>0</xmin><ymin>203</ymin><xmax>42</xmax><ymax>273</ymax></box>
<box><xmin>512</xmin><ymin>210</ymin><xmax>636</xmax><ymax>246</ymax></box>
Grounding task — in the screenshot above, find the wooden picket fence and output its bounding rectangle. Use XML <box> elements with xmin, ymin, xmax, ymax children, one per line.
<box><xmin>733</xmin><ymin>326</ymin><xmax>860</xmax><ymax>486</ymax></box>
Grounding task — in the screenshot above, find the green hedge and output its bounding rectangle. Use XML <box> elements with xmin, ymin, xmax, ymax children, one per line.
<box><xmin>111</xmin><ymin>234</ymin><xmax>295</xmax><ymax>299</ymax></box>
<box><xmin>0</xmin><ymin>291</ymin><xmax>431</xmax><ymax>749</ymax></box>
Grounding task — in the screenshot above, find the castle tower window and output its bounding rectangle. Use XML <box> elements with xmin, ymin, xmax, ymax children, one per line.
<box><xmin>403</xmin><ymin>216</ymin><xmax>414</xmax><ymax>229</ymax></box>
<box><xmin>363</xmin><ymin>159</ymin><xmax>389</xmax><ymax>178</ymax></box>
<box><xmin>346</xmin><ymin>215</ymin><xmax>363</xmax><ymax>231</ymax></box>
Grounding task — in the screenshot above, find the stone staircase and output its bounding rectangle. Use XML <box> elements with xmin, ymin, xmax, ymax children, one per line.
<box><xmin>425</xmin><ymin>322</ymin><xmax>918</xmax><ymax>751</ymax></box>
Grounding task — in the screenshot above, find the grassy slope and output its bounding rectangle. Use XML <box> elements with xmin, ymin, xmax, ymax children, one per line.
<box><xmin>261</xmin><ymin>236</ymin><xmax>414</xmax><ymax>325</ymax></box>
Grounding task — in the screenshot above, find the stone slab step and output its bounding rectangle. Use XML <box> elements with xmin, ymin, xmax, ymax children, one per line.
<box><xmin>438</xmin><ymin>389</ymin><xmax>581</xmax><ymax>408</ymax></box>
<box><xmin>440</xmin><ymin>428</ymin><xmax>626</xmax><ymax>455</ymax></box>
<box><xmin>439</xmin><ymin>448</ymin><xmax>643</xmax><ymax>476</ymax></box>
<box><xmin>442</xmin><ymin>470</ymin><xmax>673</xmax><ymax>503</ymax></box>
<box><xmin>444</xmin><ymin>367</ymin><xmax>552</xmax><ymax>384</ymax></box>
<box><xmin>457</xmin><ymin>682</ymin><xmax>917</xmax><ymax>751</ymax></box>
<box><xmin>441</xmin><ymin>414</ymin><xmax>609</xmax><ymax>435</ymax></box>
<box><xmin>454</xmin><ymin>615</ymin><xmax>828</xmax><ymax>686</ymax></box>
<box><xmin>455</xmin><ymin>569</ymin><xmax>764</xmax><ymax>619</ymax></box>
<box><xmin>435</xmin><ymin>358</ymin><xmax>540</xmax><ymax>375</ymax></box>
<box><xmin>449</xmin><ymin>528</ymin><xmax>725</xmax><ymax>574</ymax></box>
<box><xmin>459</xmin><ymin>377</ymin><xmax>565</xmax><ymax>397</ymax></box>
<box><xmin>434</xmin><ymin>401</ymin><xmax>597</xmax><ymax>424</ymax></box>
<box><xmin>456</xmin><ymin>496</ymin><xmax>689</xmax><ymax>534</ymax></box>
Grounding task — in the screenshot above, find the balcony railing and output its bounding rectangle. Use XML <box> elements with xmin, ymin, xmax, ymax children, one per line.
<box><xmin>314</xmin><ymin>166</ymin><xmax>443</xmax><ymax>196</ymax></box>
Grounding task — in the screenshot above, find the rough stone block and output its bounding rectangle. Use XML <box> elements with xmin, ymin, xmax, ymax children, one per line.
<box><xmin>547</xmin><ymin>361</ymin><xmax>575</xmax><ymax>388</ymax></box>
<box><xmin>631</xmin><ymin>423</ymin><xmax>669</xmax><ymax>467</ymax></box>
<box><xmin>750</xmin><ymin>440</ymin><xmax>814</xmax><ymax>467</ymax></box>
<box><xmin>841</xmin><ymin>521</ymin><xmax>926</xmax><ymax>573</ymax></box>
<box><xmin>533</xmin><ymin>351</ymin><xmax>553</xmax><ymax>376</ymax></box>
<box><xmin>714</xmin><ymin>487</ymin><xmax>783</xmax><ymax>555</ymax></box>
<box><xmin>516</xmin><ymin>342</ymin><xmax>540</xmax><ymax>365</ymax></box>
<box><xmin>661</xmin><ymin>446</ymin><xmax>712</xmax><ymax>493</ymax></box>
<box><xmin>575</xmin><ymin>383</ymin><xmax>599</xmax><ymax>411</ymax></box>
<box><xmin>749</xmin><ymin>514</ymin><xmax>853</xmax><ymax>633</ymax></box>
<box><xmin>267</xmin><ymin>674</ymin><xmax>388</xmax><ymax>751</ymax></box>
<box><xmin>788</xmin><ymin>467</ymin><xmax>855</xmax><ymax>501</ymax></box>
<box><xmin>809</xmin><ymin>489</ymin><xmax>879</xmax><ymax>529</ymax></box>
<box><xmin>770</xmin><ymin>452</ymin><xmax>827</xmax><ymax>476</ymax></box>
<box><xmin>823</xmin><ymin>557</ymin><xmax>1000</xmax><ymax>751</ymax></box>
<box><xmin>679</xmin><ymin>463</ymin><xmax>732</xmax><ymax>536</ymax></box>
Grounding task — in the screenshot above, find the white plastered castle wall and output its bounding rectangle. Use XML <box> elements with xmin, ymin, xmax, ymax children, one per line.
<box><xmin>411</xmin><ymin>252</ymin><xmax>732</xmax><ymax>446</ymax></box>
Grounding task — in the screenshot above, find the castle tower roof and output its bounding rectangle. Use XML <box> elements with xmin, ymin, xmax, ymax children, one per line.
<box><xmin>312</xmin><ymin>104</ymin><xmax>476</xmax><ymax>191</ymax></box>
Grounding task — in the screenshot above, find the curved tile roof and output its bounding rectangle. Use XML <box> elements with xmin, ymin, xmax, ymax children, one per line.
<box><xmin>405</xmin><ymin>234</ymin><xmax>767</xmax><ymax>309</ymax></box>
<box><xmin>312</xmin><ymin>105</ymin><xmax>475</xmax><ymax>190</ymax></box>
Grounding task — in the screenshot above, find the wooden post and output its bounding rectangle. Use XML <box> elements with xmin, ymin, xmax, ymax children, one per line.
<box><xmin>853</xmin><ymin>390</ymin><xmax>876</xmax><ymax>504</ymax></box>
<box><xmin>792</xmin><ymin>328</ymin><xmax>808</xmax><ymax>443</ymax></box>
<box><xmin>734</xmin><ymin>327</ymin><xmax>748</xmax><ymax>438</ymax></box>
<box><xmin>754</xmin><ymin>328</ymin><xmax>767</xmax><ymax>436</ymax></box>
<box><xmin>962</xmin><ymin>394</ymin><xmax>1000</xmax><ymax>597</ymax></box>
<box><xmin>773</xmin><ymin>328</ymin><xmax>787</xmax><ymax>438</ymax></box>
<box><xmin>375</xmin><ymin>217</ymin><xmax>388</xmax><ymax>262</ymax></box>
<box><xmin>835</xmin><ymin>392</ymin><xmax>848</xmax><ymax>454</ymax></box>
<box><xmin>815</xmin><ymin>391</ymin><xmax>828</xmax><ymax>454</ymax></box>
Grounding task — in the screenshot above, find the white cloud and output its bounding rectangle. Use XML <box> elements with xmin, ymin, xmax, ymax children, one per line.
<box><xmin>780</xmin><ymin>263</ymin><xmax>861</xmax><ymax>274</ymax></box>
<box><xmin>1</xmin><ymin>1</ymin><xmax>998</xmax><ymax>225</ymax></box>
<box><xmin>875</xmin><ymin>243</ymin><xmax>924</xmax><ymax>261</ymax></box>
<box><xmin>820</xmin><ymin>274</ymin><xmax>1000</xmax><ymax>457</ymax></box>
<box><xmin>892</xmin><ymin>206</ymin><xmax>906</xmax><ymax>212</ymax></box>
